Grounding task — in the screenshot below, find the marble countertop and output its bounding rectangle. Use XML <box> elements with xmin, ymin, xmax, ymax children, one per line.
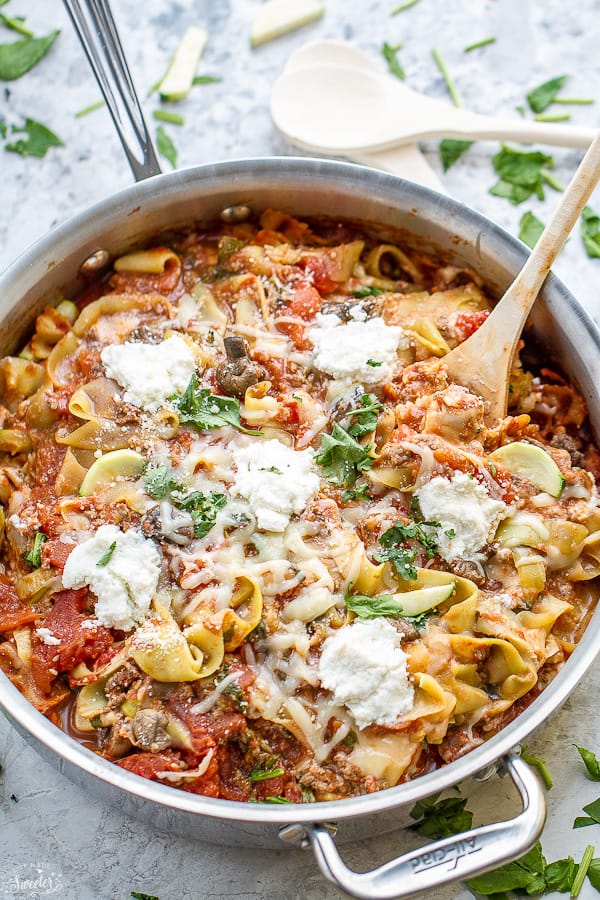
<box><xmin>1</xmin><ymin>1</ymin><xmax>600</xmax><ymax>898</ymax></box>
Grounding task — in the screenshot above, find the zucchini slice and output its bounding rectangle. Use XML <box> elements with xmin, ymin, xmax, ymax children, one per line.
<box><xmin>80</xmin><ymin>449</ymin><xmax>145</xmax><ymax>496</ymax></box>
<box><xmin>490</xmin><ymin>441</ymin><xmax>565</xmax><ymax>498</ymax></box>
<box><xmin>397</xmin><ymin>582</ymin><xmax>456</xmax><ymax>616</ymax></box>
<box><xmin>250</xmin><ymin>0</ymin><xmax>324</xmax><ymax>48</ymax></box>
<box><xmin>160</xmin><ymin>26</ymin><xmax>208</xmax><ymax>101</ymax></box>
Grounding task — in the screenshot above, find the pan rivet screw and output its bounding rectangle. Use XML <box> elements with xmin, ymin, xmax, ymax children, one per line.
<box><xmin>79</xmin><ymin>249</ymin><xmax>111</xmax><ymax>277</ymax></box>
<box><xmin>220</xmin><ymin>205</ymin><xmax>252</xmax><ymax>223</ymax></box>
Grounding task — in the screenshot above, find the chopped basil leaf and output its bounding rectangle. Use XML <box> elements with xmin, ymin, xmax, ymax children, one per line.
<box><xmin>574</xmin><ymin>796</ymin><xmax>600</xmax><ymax>828</ymax></box>
<box><xmin>131</xmin><ymin>893</ymin><xmax>160</xmax><ymax>900</ymax></box>
<box><xmin>410</xmin><ymin>795</ymin><xmax>473</xmax><ymax>838</ymax></box>
<box><xmin>143</xmin><ymin>464</ymin><xmax>170</xmax><ymax>499</ymax></box>
<box><xmin>520</xmin><ymin>747</ymin><xmax>553</xmax><ymax>789</ymax></box>
<box><xmin>490</xmin><ymin>144</ymin><xmax>555</xmax><ymax>205</ymax></box>
<box><xmin>431</xmin><ymin>48</ymin><xmax>462</xmax><ymax>108</ymax></box>
<box><xmin>153</xmin><ymin>109</ymin><xmax>184</xmax><ymax>126</ymax></box>
<box><xmin>341</xmin><ymin>483</ymin><xmax>370</xmax><ymax>502</ymax></box>
<box><xmin>464</xmin><ymin>36</ymin><xmax>496</xmax><ymax>52</ymax></box>
<box><xmin>170</xmin><ymin>489</ymin><xmax>227</xmax><ymax>538</ymax></box>
<box><xmin>588</xmin><ymin>858</ymin><xmax>600</xmax><ymax>892</ymax></box>
<box><xmin>351</xmin><ymin>285</ymin><xmax>383</xmax><ymax>297</ymax></box>
<box><xmin>192</xmin><ymin>75</ymin><xmax>221</xmax><ymax>85</ymax></box>
<box><xmin>0</xmin><ymin>14</ymin><xmax>33</xmax><ymax>38</ymax></box>
<box><xmin>174</xmin><ymin>374</ymin><xmax>262</xmax><ymax>435</ymax></box>
<box><xmin>366</xmin><ymin>358</ymin><xmax>382</xmax><ymax>367</ymax></box>
<box><xmin>519</xmin><ymin>211</ymin><xmax>545</xmax><ymax>249</ymax></box>
<box><xmin>260</xmin><ymin>466</ymin><xmax>282</xmax><ymax>474</ymax></box>
<box><xmin>544</xmin><ymin>857</ymin><xmax>577</xmax><ymax>893</ymax></box>
<box><xmin>381</xmin><ymin>41</ymin><xmax>404</xmax><ymax>80</ymax></box>
<box><xmin>96</xmin><ymin>541</ymin><xmax>116</xmax><ymax>567</ymax></box>
<box><xmin>526</xmin><ymin>75</ymin><xmax>568</xmax><ymax>113</ymax></box>
<box><xmin>346</xmin><ymin>393</ymin><xmax>385</xmax><ymax>438</ymax></box>
<box><xmin>0</xmin><ymin>29</ymin><xmax>59</xmax><ymax>80</ymax></box>
<box><xmin>467</xmin><ymin>841</ymin><xmax>547</xmax><ymax>895</ymax></box>
<box><xmin>249</xmin><ymin>766</ymin><xmax>284</xmax><ymax>783</ymax></box>
<box><xmin>222</xmin><ymin>680</ymin><xmax>247</xmax><ymax>712</ymax></box>
<box><xmin>577</xmin><ymin>745</ymin><xmax>600</xmax><ymax>780</ymax></box>
<box><xmin>5</xmin><ymin>117</ymin><xmax>63</xmax><ymax>158</ymax></box>
<box><xmin>156</xmin><ymin>125</ymin><xmax>177</xmax><ymax>168</ymax></box>
<box><xmin>315</xmin><ymin>423</ymin><xmax>373</xmax><ymax>487</ymax></box>
<box><xmin>581</xmin><ymin>205</ymin><xmax>600</xmax><ymax>258</ymax></box>
<box><xmin>75</xmin><ymin>99</ymin><xmax>105</xmax><ymax>118</ymax></box>
<box><xmin>344</xmin><ymin>586</ymin><xmax>435</xmax><ymax>627</ymax></box>
<box><xmin>24</xmin><ymin>532</ymin><xmax>47</xmax><ymax>568</ymax></box>
<box><xmin>292</xmin><ymin>393</ymin><xmax>303</xmax><ymax>402</ymax></box>
<box><xmin>439</xmin><ymin>138</ymin><xmax>473</xmax><ymax>171</ymax></box>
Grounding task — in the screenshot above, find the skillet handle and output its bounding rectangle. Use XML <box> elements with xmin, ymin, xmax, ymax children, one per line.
<box><xmin>62</xmin><ymin>0</ymin><xmax>162</xmax><ymax>181</ymax></box>
<box><xmin>279</xmin><ymin>753</ymin><xmax>546</xmax><ymax>900</ymax></box>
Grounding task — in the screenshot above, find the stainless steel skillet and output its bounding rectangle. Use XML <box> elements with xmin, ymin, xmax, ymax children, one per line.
<box><xmin>0</xmin><ymin>1</ymin><xmax>599</xmax><ymax>897</ymax></box>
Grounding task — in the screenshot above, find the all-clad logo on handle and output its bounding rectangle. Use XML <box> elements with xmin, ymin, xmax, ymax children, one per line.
<box><xmin>411</xmin><ymin>837</ymin><xmax>480</xmax><ymax>873</ymax></box>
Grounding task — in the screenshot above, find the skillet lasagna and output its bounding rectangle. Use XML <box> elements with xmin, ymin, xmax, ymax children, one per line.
<box><xmin>0</xmin><ymin>209</ymin><xmax>598</xmax><ymax>803</ymax></box>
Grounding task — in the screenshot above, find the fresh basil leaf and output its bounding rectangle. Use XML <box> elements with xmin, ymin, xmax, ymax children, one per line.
<box><xmin>249</xmin><ymin>766</ymin><xmax>284</xmax><ymax>783</ymax></box>
<box><xmin>170</xmin><ymin>489</ymin><xmax>227</xmax><ymax>538</ymax></box>
<box><xmin>143</xmin><ymin>464</ymin><xmax>170</xmax><ymax>499</ymax></box>
<box><xmin>341</xmin><ymin>483</ymin><xmax>370</xmax><ymax>502</ymax></box>
<box><xmin>0</xmin><ymin>29</ymin><xmax>59</xmax><ymax>80</ymax></box>
<box><xmin>467</xmin><ymin>841</ymin><xmax>547</xmax><ymax>895</ymax></box>
<box><xmin>490</xmin><ymin>145</ymin><xmax>555</xmax><ymax>206</ymax></box>
<box><xmin>96</xmin><ymin>541</ymin><xmax>116</xmax><ymax>567</ymax></box>
<box><xmin>526</xmin><ymin>75</ymin><xmax>568</xmax><ymax>113</ymax></box>
<box><xmin>131</xmin><ymin>893</ymin><xmax>160</xmax><ymax>900</ymax></box>
<box><xmin>156</xmin><ymin>125</ymin><xmax>177</xmax><ymax>168</ymax></box>
<box><xmin>588</xmin><ymin>858</ymin><xmax>600</xmax><ymax>891</ymax></box>
<box><xmin>410</xmin><ymin>796</ymin><xmax>473</xmax><ymax>839</ymax></box>
<box><xmin>381</xmin><ymin>41</ymin><xmax>404</xmax><ymax>80</ymax></box>
<box><xmin>577</xmin><ymin>745</ymin><xmax>600</xmax><ymax>780</ymax></box>
<box><xmin>351</xmin><ymin>286</ymin><xmax>383</xmax><ymax>297</ymax></box>
<box><xmin>574</xmin><ymin>816</ymin><xmax>597</xmax><ymax>828</ymax></box>
<box><xmin>583</xmin><ymin>797</ymin><xmax>600</xmax><ymax>823</ymax></box>
<box><xmin>344</xmin><ymin>588</ymin><xmax>398</xmax><ymax>618</ymax></box>
<box><xmin>439</xmin><ymin>138</ymin><xmax>473</xmax><ymax>171</ymax></box>
<box><xmin>519</xmin><ymin>211</ymin><xmax>545</xmax><ymax>249</ymax></box>
<box><xmin>581</xmin><ymin>205</ymin><xmax>600</xmax><ymax>259</ymax></box>
<box><xmin>345</xmin><ymin>393</ymin><xmax>385</xmax><ymax>438</ymax></box>
<box><xmin>374</xmin><ymin>542</ymin><xmax>418</xmax><ymax>580</ymax></box>
<box><xmin>5</xmin><ymin>117</ymin><xmax>63</xmax><ymax>158</ymax></box>
<box><xmin>315</xmin><ymin>423</ymin><xmax>373</xmax><ymax>487</ymax></box>
<box><xmin>544</xmin><ymin>857</ymin><xmax>576</xmax><ymax>893</ymax></box>
<box><xmin>24</xmin><ymin>532</ymin><xmax>47</xmax><ymax>568</ymax></box>
<box><xmin>380</xmin><ymin>520</ymin><xmax>440</xmax><ymax>558</ymax></box>
<box><xmin>174</xmin><ymin>374</ymin><xmax>262</xmax><ymax>435</ymax></box>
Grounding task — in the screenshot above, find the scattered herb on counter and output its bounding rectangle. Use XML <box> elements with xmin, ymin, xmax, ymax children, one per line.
<box><xmin>381</xmin><ymin>41</ymin><xmax>404</xmax><ymax>80</ymax></box>
<box><xmin>574</xmin><ymin>796</ymin><xmax>600</xmax><ymax>828</ymax></box>
<box><xmin>96</xmin><ymin>541</ymin><xmax>117</xmax><ymax>567</ymax></box>
<box><xmin>131</xmin><ymin>893</ymin><xmax>160</xmax><ymax>900</ymax></box>
<box><xmin>0</xmin><ymin>13</ymin><xmax>33</xmax><ymax>38</ymax></box>
<box><xmin>577</xmin><ymin>745</ymin><xmax>600</xmax><ymax>780</ymax></box>
<box><xmin>391</xmin><ymin>0</ymin><xmax>420</xmax><ymax>13</ymax></box>
<box><xmin>431</xmin><ymin>47</ymin><xmax>462</xmax><ymax>107</ymax></box>
<box><xmin>572</xmin><ymin>846</ymin><xmax>595</xmax><ymax>898</ymax></box>
<box><xmin>409</xmin><ymin>794</ymin><xmax>473</xmax><ymax>838</ymax></box>
<box><xmin>75</xmin><ymin>99</ymin><xmax>105</xmax><ymax>118</ymax></box>
<box><xmin>520</xmin><ymin>746</ymin><xmax>553</xmax><ymax>789</ymax></box>
<box><xmin>0</xmin><ymin>117</ymin><xmax>6</xmax><ymax>139</ymax></box>
<box><xmin>490</xmin><ymin>144</ymin><xmax>557</xmax><ymax>205</ymax></box>
<box><xmin>589</xmin><ymin>858</ymin><xmax>600</xmax><ymax>891</ymax></box>
<box><xmin>535</xmin><ymin>112</ymin><xmax>571</xmax><ymax>123</ymax></box>
<box><xmin>581</xmin><ymin>205</ymin><xmax>600</xmax><ymax>258</ymax></box>
<box><xmin>540</xmin><ymin>168</ymin><xmax>565</xmax><ymax>192</ymax></box>
<box><xmin>192</xmin><ymin>74</ymin><xmax>221</xmax><ymax>85</ymax></box>
<box><xmin>24</xmin><ymin>532</ymin><xmax>47</xmax><ymax>568</ymax></box>
<box><xmin>345</xmin><ymin>392</ymin><xmax>385</xmax><ymax>438</ymax></box>
<box><xmin>519</xmin><ymin>211</ymin><xmax>545</xmax><ymax>249</ymax></box>
<box><xmin>0</xmin><ymin>29</ymin><xmax>59</xmax><ymax>80</ymax></box>
<box><xmin>554</xmin><ymin>96</ymin><xmax>595</xmax><ymax>106</ymax></box>
<box><xmin>526</xmin><ymin>75</ymin><xmax>568</xmax><ymax>114</ymax></box>
<box><xmin>156</xmin><ymin>125</ymin><xmax>177</xmax><ymax>168</ymax></box>
<box><xmin>466</xmin><ymin>840</ymin><xmax>586</xmax><ymax>897</ymax></box>
<box><xmin>153</xmin><ymin>109</ymin><xmax>184</xmax><ymax>125</ymax></box>
<box><xmin>174</xmin><ymin>373</ymin><xmax>262</xmax><ymax>435</ymax></box>
<box><xmin>515</xmin><ymin>104</ymin><xmax>526</xmax><ymax>117</ymax></box>
<box><xmin>341</xmin><ymin>483</ymin><xmax>370</xmax><ymax>502</ymax></box>
<box><xmin>315</xmin><ymin>423</ymin><xmax>373</xmax><ymax>487</ymax></box>
<box><xmin>464</xmin><ymin>36</ymin><xmax>496</xmax><ymax>52</ymax></box>
<box><xmin>439</xmin><ymin>138</ymin><xmax>473</xmax><ymax>171</ymax></box>
<box><xmin>5</xmin><ymin>117</ymin><xmax>63</xmax><ymax>157</ymax></box>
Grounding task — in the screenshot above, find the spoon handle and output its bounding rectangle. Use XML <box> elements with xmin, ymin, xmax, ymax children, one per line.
<box><xmin>62</xmin><ymin>0</ymin><xmax>162</xmax><ymax>182</ymax></box>
<box><xmin>442</xmin><ymin>114</ymin><xmax>595</xmax><ymax>151</ymax></box>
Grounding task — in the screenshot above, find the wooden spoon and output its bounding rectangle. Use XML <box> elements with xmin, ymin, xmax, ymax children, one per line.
<box><xmin>444</xmin><ymin>132</ymin><xmax>600</xmax><ymax>422</ymax></box>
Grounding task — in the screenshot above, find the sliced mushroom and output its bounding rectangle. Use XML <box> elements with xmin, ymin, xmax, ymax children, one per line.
<box><xmin>391</xmin><ymin>618</ymin><xmax>420</xmax><ymax>642</ymax></box>
<box><xmin>140</xmin><ymin>502</ymin><xmax>195</xmax><ymax>545</ymax></box>
<box><xmin>448</xmin><ymin>558</ymin><xmax>486</xmax><ymax>587</ymax></box>
<box><xmin>216</xmin><ymin>336</ymin><xmax>265</xmax><ymax>397</ymax></box>
<box><xmin>103</xmin><ymin>724</ymin><xmax>133</xmax><ymax>758</ymax></box>
<box><xmin>131</xmin><ymin>708</ymin><xmax>171</xmax><ymax>752</ymax></box>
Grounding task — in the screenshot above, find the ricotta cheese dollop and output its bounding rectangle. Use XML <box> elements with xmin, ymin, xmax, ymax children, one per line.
<box><xmin>62</xmin><ymin>524</ymin><xmax>161</xmax><ymax>631</ymax></box>
<box><xmin>318</xmin><ymin>618</ymin><xmax>414</xmax><ymax>729</ymax></box>
<box><xmin>101</xmin><ymin>334</ymin><xmax>196</xmax><ymax>411</ymax></box>
<box><xmin>307</xmin><ymin>313</ymin><xmax>407</xmax><ymax>384</ymax></box>
<box><xmin>232</xmin><ymin>439</ymin><xmax>320</xmax><ymax>532</ymax></box>
<box><xmin>415</xmin><ymin>471</ymin><xmax>508</xmax><ymax>562</ymax></box>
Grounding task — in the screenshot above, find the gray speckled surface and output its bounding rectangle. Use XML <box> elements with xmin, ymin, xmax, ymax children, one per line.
<box><xmin>1</xmin><ymin>1</ymin><xmax>600</xmax><ymax>898</ymax></box>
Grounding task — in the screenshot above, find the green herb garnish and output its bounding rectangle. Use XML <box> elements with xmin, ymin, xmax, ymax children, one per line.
<box><xmin>375</xmin><ymin>519</ymin><xmax>440</xmax><ymax>573</ymax></box>
<box><xmin>490</xmin><ymin>144</ymin><xmax>556</xmax><ymax>205</ymax></box>
<box><xmin>464</xmin><ymin>36</ymin><xmax>496</xmax><ymax>52</ymax></box>
<box><xmin>351</xmin><ymin>285</ymin><xmax>384</xmax><ymax>297</ymax></box>
<box><xmin>75</xmin><ymin>99</ymin><xmax>105</xmax><ymax>118</ymax></box>
<box><xmin>249</xmin><ymin>766</ymin><xmax>285</xmax><ymax>783</ymax></box>
<box><xmin>143</xmin><ymin>464</ymin><xmax>171</xmax><ymax>500</ymax></box>
<box><xmin>574</xmin><ymin>796</ymin><xmax>600</xmax><ymax>828</ymax></box>
<box><xmin>431</xmin><ymin>48</ymin><xmax>462</xmax><ymax>107</ymax></box>
<box><xmin>170</xmin><ymin>489</ymin><xmax>228</xmax><ymax>539</ymax></box>
<box><xmin>577</xmin><ymin>745</ymin><xmax>600</xmax><ymax>780</ymax></box>
<box><xmin>24</xmin><ymin>532</ymin><xmax>47</xmax><ymax>568</ymax></box>
<box><xmin>526</xmin><ymin>75</ymin><xmax>568</xmax><ymax>114</ymax></box>
<box><xmin>366</xmin><ymin>359</ymin><xmax>382</xmax><ymax>367</ymax></box>
<box><xmin>391</xmin><ymin>0</ymin><xmax>419</xmax><ymax>13</ymax></box>
<box><xmin>439</xmin><ymin>138</ymin><xmax>473</xmax><ymax>171</ymax></box>
<box><xmin>581</xmin><ymin>205</ymin><xmax>600</xmax><ymax>258</ymax></box>
<box><xmin>153</xmin><ymin>109</ymin><xmax>184</xmax><ymax>125</ymax></box>
<box><xmin>344</xmin><ymin>585</ymin><xmax>434</xmax><ymax>627</ymax></box>
<box><xmin>314</xmin><ymin>423</ymin><xmax>373</xmax><ymax>487</ymax></box>
<box><xmin>262</xmin><ymin>796</ymin><xmax>292</xmax><ymax>804</ymax></box>
<box><xmin>174</xmin><ymin>373</ymin><xmax>262</xmax><ymax>435</ymax></box>
<box><xmin>5</xmin><ymin>117</ymin><xmax>63</xmax><ymax>158</ymax></box>
<box><xmin>341</xmin><ymin>483</ymin><xmax>370</xmax><ymax>502</ymax></box>
<box><xmin>96</xmin><ymin>541</ymin><xmax>117</xmax><ymax>567</ymax></box>
<box><xmin>156</xmin><ymin>125</ymin><xmax>177</xmax><ymax>168</ymax></box>
<box><xmin>410</xmin><ymin>794</ymin><xmax>473</xmax><ymax>839</ymax></box>
<box><xmin>222</xmin><ymin>680</ymin><xmax>247</xmax><ymax>712</ymax></box>
<box><xmin>0</xmin><ymin>29</ymin><xmax>60</xmax><ymax>80</ymax></box>
<box><xmin>131</xmin><ymin>893</ymin><xmax>160</xmax><ymax>900</ymax></box>
<box><xmin>519</xmin><ymin>211</ymin><xmax>545</xmax><ymax>249</ymax></box>
<box><xmin>381</xmin><ymin>42</ymin><xmax>404</xmax><ymax>80</ymax></box>
<box><xmin>346</xmin><ymin>393</ymin><xmax>385</xmax><ymax>438</ymax></box>
<box><xmin>520</xmin><ymin>747</ymin><xmax>553</xmax><ymax>789</ymax></box>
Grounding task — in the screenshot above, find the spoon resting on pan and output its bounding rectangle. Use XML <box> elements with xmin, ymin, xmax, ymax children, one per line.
<box><xmin>444</xmin><ymin>132</ymin><xmax>600</xmax><ymax>422</ymax></box>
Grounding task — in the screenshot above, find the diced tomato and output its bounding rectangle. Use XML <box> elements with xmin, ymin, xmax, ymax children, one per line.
<box><xmin>287</xmin><ymin>283</ymin><xmax>323</xmax><ymax>320</ymax></box>
<box><xmin>299</xmin><ymin>255</ymin><xmax>338</xmax><ymax>294</ymax></box>
<box><xmin>274</xmin><ymin>319</ymin><xmax>311</xmax><ymax>350</ymax></box>
<box><xmin>0</xmin><ymin>579</ymin><xmax>41</xmax><ymax>631</ymax></box>
<box><xmin>117</xmin><ymin>750</ymin><xmax>183</xmax><ymax>780</ymax></box>
<box><xmin>35</xmin><ymin>440</ymin><xmax>67</xmax><ymax>486</ymax></box>
<box><xmin>42</xmin><ymin>539</ymin><xmax>75</xmax><ymax>572</ymax></box>
<box><xmin>454</xmin><ymin>309</ymin><xmax>490</xmax><ymax>341</ymax></box>
<box><xmin>30</xmin><ymin>589</ymin><xmax>113</xmax><ymax>693</ymax></box>
<box><xmin>168</xmin><ymin>691</ymin><xmax>247</xmax><ymax>753</ymax></box>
